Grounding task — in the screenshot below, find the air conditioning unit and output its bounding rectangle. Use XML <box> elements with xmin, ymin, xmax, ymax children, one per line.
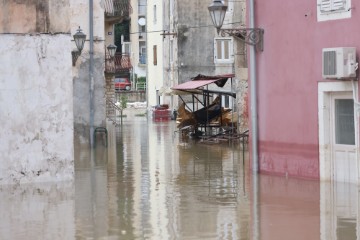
<box><xmin>322</xmin><ymin>47</ymin><xmax>358</xmax><ymax>79</ymax></box>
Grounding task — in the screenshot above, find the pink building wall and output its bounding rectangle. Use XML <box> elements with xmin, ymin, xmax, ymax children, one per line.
<box><xmin>252</xmin><ymin>1</ymin><xmax>360</xmax><ymax>179</ymax></box>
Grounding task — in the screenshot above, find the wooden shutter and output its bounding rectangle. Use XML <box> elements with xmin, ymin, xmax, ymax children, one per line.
<box><xmin>319</xmin><ymin>0</ymin><xmax>346</xmax><ymax>12</ymax></box>
<box><xmin>332</xmin><ymin>0</ymin><xmax>346</xmax><ymax>11</ymax></box>
<box><xmin>153</xmin><ymin>45</ymin><xmax>157</xmax><ymax>65</ymax></box>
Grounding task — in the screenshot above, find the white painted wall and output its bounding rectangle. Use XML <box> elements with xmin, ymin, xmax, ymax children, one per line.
<box><xmin>147</xmin><ymin>0</ymin><xmax>164</xmax><ymax>107</ymax></box>
<box><xmin>0</xmin><ymin>34</ymin><xmax>74</xmax><ymax>184</ymax></box>
<box><xmin>130</xmin><ymin>0</ymin><xmax>147</xmax><ymax>80</ymax></box>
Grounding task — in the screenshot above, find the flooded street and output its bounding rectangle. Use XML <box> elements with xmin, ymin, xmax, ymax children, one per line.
<box><xmin>0</xmin><ymin>113</ymin><xmax>358</xmax><ymax>239</ymax></box>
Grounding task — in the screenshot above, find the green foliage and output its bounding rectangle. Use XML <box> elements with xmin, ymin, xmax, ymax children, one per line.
<box><xmin>137</xmin><ymin>76</ymin><xmax>146</xmax><ymax>83</ymax></box>
<box><xmin>119</xmin><ymin>95</ymin><xmax>127</xmax><ymax>109</ymax></box>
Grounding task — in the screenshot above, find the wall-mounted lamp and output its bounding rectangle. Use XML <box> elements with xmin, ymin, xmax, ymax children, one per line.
<box><xmin>208</xmin><ymin>0</ymin><xmax>264</xmax><ymax>51</ymax></box>
<box><xmin>72</xmin><ymin>26</ymin><xmax>86</xmax><ymax>66</ymax></box>
<box><xmin>106</xmin><ymin>44</ymin><xmax>117</xmax><ymax>58</ymax></box>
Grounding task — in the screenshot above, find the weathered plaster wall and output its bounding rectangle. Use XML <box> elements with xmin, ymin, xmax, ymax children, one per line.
<box><xmin>177</xmin><ymin>0</ymin><xmax>215</xmax><ymax>84</ymax></box>
<box><xmin>147</xmin><ymin>0</ymin><xmax>164</xmax><ymax>107</ymax></box>
<box><xmin>0</xmin><ymin>34</ymin><xmax>74</xmax><ymax>184</ymax></box>
<box><xmin>0</xmin><ymin>0</ymin><xmax>70</xmax><ymax>33</ymax></box>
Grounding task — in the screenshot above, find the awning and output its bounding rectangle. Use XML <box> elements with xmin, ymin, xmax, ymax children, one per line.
<box><xmin>171</xmin><ymin>73</ymin><xmax>235</xmax><ymax>90</ymax></box>
<box><xmin>171</xmin><ymin>79</ymin><xmax>220</xmax><ymax>90</ymax></box>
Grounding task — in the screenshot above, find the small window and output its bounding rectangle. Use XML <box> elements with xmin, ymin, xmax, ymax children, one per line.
<box><xmin>317</xmin><ymin>0</ymin><xmax>351</xmax><ymax>22</ymax></box>
<box><xmin>153</xmin><ymin>45</ymin><xmax>157</xmax><ymax>66</ymax></box>
<box><xmin>153</xmin><ymin>5</ymin><xmax>157</xmax><ymax>24</ymax></box>
<box><xmin>335</xmin><ymin>99</ymin><xmax>355</xmax><ymax>145</ymax></box>
<box><xmin>139</xmin><ymin>45</ymin><xmax>146</xmax><ymax>64</ymax></box>
<box><xmin>214</xmin><ymin>38</ymin><xmax>234</xmax><ymax>64</ymax></box>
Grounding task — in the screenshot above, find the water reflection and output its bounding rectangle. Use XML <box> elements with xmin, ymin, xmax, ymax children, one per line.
<box><xmin>0</xmin><ymin>117</ymin><xmax>358</xmax><ymax>239</ymax></box>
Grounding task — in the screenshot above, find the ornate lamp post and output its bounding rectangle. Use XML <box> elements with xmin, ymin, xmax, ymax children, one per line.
<box><xmin>208</xmin><ymin>0</ymin><xmax>264</xmax><ymax>51</ymax></box>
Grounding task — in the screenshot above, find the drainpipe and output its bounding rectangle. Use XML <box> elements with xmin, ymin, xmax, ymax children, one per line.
<box><xmin>249</xmin><ymin>0</ymin><xmax>258</xmax><ymax>173</ymax></box>
<box><xmin>249</xmin><ymin>1</ymin><xmax>260</xmax><ymax>238</ymax></box>
<box><xmin>89</xmin><ymin>0</ymin><xmax>95</xmax><ymax>148</ymax></box>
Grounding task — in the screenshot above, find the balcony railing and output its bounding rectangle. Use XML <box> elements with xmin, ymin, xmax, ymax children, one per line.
<box><xmin>103</xmin><ymin>0</ymin><xmax>132</xmax><ymax>22</ymax></box>
<box><xmin>105</xmin><ymin>53</ymin><xmax>132</xmax><ymax>74</ymax></box>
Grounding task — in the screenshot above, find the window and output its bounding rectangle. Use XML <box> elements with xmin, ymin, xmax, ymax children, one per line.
<box><xmin>153</xmin><ymin>45</ymin><xmax>157</xmax><ymax>65</ymax></box>
<box><xmin>138</xmin><ymin>0</ymin><xmax>146</xmax><ymax>15</ymax></box>
<box><xmin>122</xmin><ymin>42</ymin><xmax>131</xmax><ymax>55</ymax></box>
<box><xmin>139</xmin><ymin>42</ymin><xmax>146</xmax><ymax>64</ymax></box>
<box><xmin>335</xmin><ymin>99</ymin><xmax>355</xmax><ymax>145</ymax></box>
<box><xmin>317</xmin><ymin>0</ymin><xmax>351</xmax><ymax>22</ymax></box>
<box><xmin>214</xmin><ymin>38</ymin><xmax>234</xmax><ymax>64</ymax></box>
<box><xmin>153</xmin><ymin>5</ymin><xmax>157</xmax><ymax>24</ymax></box>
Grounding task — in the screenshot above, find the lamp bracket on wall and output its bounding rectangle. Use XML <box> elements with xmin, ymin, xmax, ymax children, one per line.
<box><xmin>219</xmin><ymin>28</ymin><xmax>264</xmax><ymax>52</ymax></box>
<box><xmin>72</xmin><ymin>50</ymin><xmax>81</xmax><ymax>66</ymax></box>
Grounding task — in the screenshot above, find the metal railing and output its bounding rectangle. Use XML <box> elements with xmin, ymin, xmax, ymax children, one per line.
<box><xmin>105</xmin><ymin>53</ymin><xmax>132</xmax><ymax>74</ymax></box>
<box><xmin>106</xmin><ymin>99</ymin><xmax>125</xmax><ymax>126</ymax></box>
<box><xmin>135</xmin><ymin>82</ymin><xmax>146</xmax><ymax>90</ymax></box>
<box><xmin>103</xmin><ymin>0</ymin><xmax>132</xmax><ymax>18</ymax></box>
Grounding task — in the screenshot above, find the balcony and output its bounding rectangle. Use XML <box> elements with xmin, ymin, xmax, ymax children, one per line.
<box><xmin>105</xmin><ymin>53</ymin><xmax>132</xmax><ymax>75</ymax></box>
<box><xmin>103</xmin><ymin>0</ymin><xmax>132</xmax><ymax>23</ymax></box>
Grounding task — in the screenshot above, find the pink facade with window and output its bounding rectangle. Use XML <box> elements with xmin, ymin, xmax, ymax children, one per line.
<box><xmin>251</xmin><ymin>0</ymin><xmax>360</xmax><ymax>180</ymax></box>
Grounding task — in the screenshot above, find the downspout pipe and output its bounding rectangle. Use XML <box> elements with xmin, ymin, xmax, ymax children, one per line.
<box><xmin>249</xmin><ymin>0</ymin><xmax>258</xmax><ymax>173</ymax></box>
<box><xmin>249</xmin><ymin>0</ymin><xmax>260</xmax><ymax>238</ymax></box>
<box><xmin>89</xmin><ymin>0</ymin><xmax>95</xmax><ymax>148</ymax></box>
<box><xmin>249</xmin><ymin>3</ymin><xmax>260</xmax><ymax>240</ymax></box>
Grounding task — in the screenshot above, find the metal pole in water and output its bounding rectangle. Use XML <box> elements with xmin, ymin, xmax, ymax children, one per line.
<box><xmin>89</xmin><ymin>0</ymin><xmax>95</xmax><ymax>148</ymax></box>
<box><xmin>249</xmin><ymin>0</ymin><xmax>258</xmax><ymax>173</ymax></box>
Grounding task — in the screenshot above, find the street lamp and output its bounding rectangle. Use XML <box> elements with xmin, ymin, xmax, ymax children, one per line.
<box><xmin>208</xmin><ymin>0</ymin><xmax>228</xmax><ymax>33</ymax></box>
<box><xmin>208</xmin><ymin>0</ymin><xmax>261</xmax><ymax>173</ymax></box>
<box><xmin>72</xmin><ymin>26</ymin><xmax>86</xmax><ymax>66</ymax></box>
<box><xmin>208</xmin><ymin>0</ymin><xmax>264</xmax><ymax>51</ymax></box>
<box><xmin>107</xmin><ymin>44</ymin><xmax>117</xmax><ymax>58</ymax></box>
<box><xmin>74</xmin><ymin>26</ymin><xmax>86</xmax><ymax>52</ymax></box>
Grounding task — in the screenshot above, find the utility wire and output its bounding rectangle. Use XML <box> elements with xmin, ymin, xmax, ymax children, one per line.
<box><xmin>128</xmin><ymin>21</ymin><xmax>243</xmax><ymax>35</ymax></box>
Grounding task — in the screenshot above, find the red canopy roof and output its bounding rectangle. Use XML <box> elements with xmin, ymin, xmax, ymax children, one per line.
<box><xmin>171</xmin><ymin>74</ymin><xmax>234</xmax><ymax>90</ymax></box>
<box><xmin>171</xmin><ymin>79</ymin><xmax>220</xmax><ymax>90</ymax></box>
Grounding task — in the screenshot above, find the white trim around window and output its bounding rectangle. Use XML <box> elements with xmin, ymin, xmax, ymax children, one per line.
<box><xmin>214</xmin><ymin>38</ymin><xmax>234</xmax><ymax>64</ymax></box>
<box><xmin>317</xmin><ymin>0</ymin><xmax>351</xmax><ymax>22</ymax></box>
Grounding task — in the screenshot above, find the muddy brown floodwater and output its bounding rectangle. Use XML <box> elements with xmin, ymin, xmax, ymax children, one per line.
<box><xmin>0</xmin><ymin>112</ymin><xmax>358</xmax><ymax>239</ymax></box>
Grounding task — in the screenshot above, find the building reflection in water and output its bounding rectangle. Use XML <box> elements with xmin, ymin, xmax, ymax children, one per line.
<box><xmin>0</xmin><ymin>118</ymin><xmax>358</xmax><ymax>239</ymax></box>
